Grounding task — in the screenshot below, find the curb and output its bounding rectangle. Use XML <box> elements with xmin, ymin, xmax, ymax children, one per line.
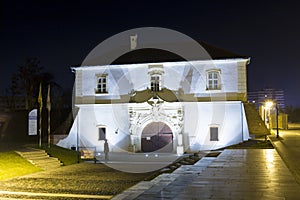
<box><xmin>267</xmin><ymin>134</ymin><xmax>300</xmax><ymax>185</ymax></box>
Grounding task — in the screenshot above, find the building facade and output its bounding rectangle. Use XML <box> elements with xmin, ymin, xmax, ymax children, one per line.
<box><xmin>248</xmin><ymin>88</ymin><xmax>288</xmax><ymax>130</ymax></box>
<box><xmin>248</xmin><ymin>88</ymin><xmax>286</xmax><ymax>112</ymax></box>
<box><xmin>57</xmin><ymin>43</ymin><xmax>250</xmax><ymax>155</ymax></box>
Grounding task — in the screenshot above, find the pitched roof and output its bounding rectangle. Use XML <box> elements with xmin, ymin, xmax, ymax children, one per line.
<box><xmin>111</xmin><ymin>41</ymin><xmax>248</xmax><ymax>65</ymax></box>
<box><xmin>199</xmin><ymin>41</ymin><xmax>248</xmax><ymax>59</ymax></box>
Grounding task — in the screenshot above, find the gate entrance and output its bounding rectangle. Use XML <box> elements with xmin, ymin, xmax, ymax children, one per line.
<box><xmin>141</xmin><ymin>122</ymin><xmax>173</xmax><ymax>152</ymax></box>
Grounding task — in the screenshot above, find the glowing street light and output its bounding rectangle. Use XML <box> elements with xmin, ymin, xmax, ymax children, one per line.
<box><xmin>265</xmin><ymin>101</ymin><xmax>274</xmax><ymax>110</ymax></box>
<box><xmin>265</xmin><ymin>100</ymin><xmax>279</xmax><ymax>138</ymax></box>
<box><xmin>264</xmin><ymin>101</ymin><xmax>273</xmax><ymax>129</ymax></box>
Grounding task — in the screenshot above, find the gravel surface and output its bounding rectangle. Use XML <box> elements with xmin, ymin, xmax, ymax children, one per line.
<box><xmin>0</xmin><ymin>162</ymin><xmax>153</xmax><ymax>199</ymax></box>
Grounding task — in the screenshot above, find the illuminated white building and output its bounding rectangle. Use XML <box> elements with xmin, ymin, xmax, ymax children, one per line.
<box><xmin>58</xmin><ymin>42</ymin><xmax>250</xmax><ymax>155</ymax></box>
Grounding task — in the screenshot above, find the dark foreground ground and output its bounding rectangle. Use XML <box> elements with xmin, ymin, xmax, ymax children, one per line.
<box><xmin>0</xmin><ymin>163</ymin><xmax>153</xmax><ymax>199</ymax></box>
<box><xmin>0</xmin><ymin>138</ymin><xmax>273</xmax><ymax>199</ymax></box>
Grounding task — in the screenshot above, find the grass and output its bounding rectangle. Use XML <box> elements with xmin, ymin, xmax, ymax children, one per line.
<box><xmin>0</xmin><ymin>163</ymin><xmax>156</xmax><ymax>196</ymax></box>
<box><xmin>225</xmin><ymin>138</ymin><xmax>274</xmax><ymax>149</ymax></box>
<box><xmin>0</xmin><ymin>151</ymin><xmax>42</xmax><ymax>180</ymax></box>
<box><xmin>0</xmin><ymin>144</ymin><xmax>80</xmax><ymax>181</ymax></box>
<box><xmin>40</xmin><ymin>144</ymin><xmax>80</xmax><ymax>166</ymax></box>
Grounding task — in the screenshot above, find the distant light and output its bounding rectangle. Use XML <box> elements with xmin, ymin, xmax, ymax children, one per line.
<box><xmin>145</xmin><ymin>154</ymin><xmax>149</xmax><ymax>157</ymax></box>
<box><xmin>155</xmin><ymin>154</ymin><xmax>158</xmax><ymax>157</ymax></box>
<box><xmin>265</xmin><ymin>101</ymin><xmax>274</xmax><ymax>109</ymax></box>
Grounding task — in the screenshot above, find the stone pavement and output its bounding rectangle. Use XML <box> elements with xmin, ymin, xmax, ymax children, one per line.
<box><xmin>96</xmin><ymin>152</ymin><xmax>182</xmax><ymax>173</ymax></box>
<box><xmin>113</xmin><ymin>149</ymin><xmax>300</xmax><ymax>200</ymax></box>
<box><xmin>268</xmin><ymin>127</ymin><xmax>300</xmax><ymax>185</ymax></box>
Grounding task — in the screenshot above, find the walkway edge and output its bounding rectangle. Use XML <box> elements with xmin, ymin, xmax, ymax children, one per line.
<box><xmin>0</xmin><ymin>190</ymin><xmax>113</xmax><ymax>199</ymax></box>
<box><xmin>267</xmin><ymin>134</ymin><xmax>300</xmax><ymax>185</ymax></box>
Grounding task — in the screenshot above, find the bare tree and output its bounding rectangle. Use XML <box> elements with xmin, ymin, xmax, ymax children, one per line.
<box><xmin>17</xmin><ymin>58</ymin><xmax>43</xmax><ymax>110</ymax></box>
<box><xmin>6</xmin><ymin>58</ymin><xmax>64</xmax><ymax>111</ymax></box>
<box><xmin>5</xmin><ymin>73</ymin><xmax>22</xmax><ymax>110</ymax></box>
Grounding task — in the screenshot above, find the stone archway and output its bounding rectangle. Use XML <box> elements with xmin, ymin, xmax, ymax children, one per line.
<box><xmin>141</xmin><ymin>122</ymin><xmax>173</xmax><ymax>152</ymax></box>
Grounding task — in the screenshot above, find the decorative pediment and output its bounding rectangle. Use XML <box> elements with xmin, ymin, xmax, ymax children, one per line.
<box><xmin>129</xmin><ymin>88</ymin><xmax>181</xmax><ymax>103</ymax></box>
<box><xmin>129</xmin><ymin>88</ymin><xmax>153</xmax><ymax>103</ymax></box>
<box><xmin>157</xmin><ymin>88</ymin><xmax>178</xmax><ymax>102</ymax></box>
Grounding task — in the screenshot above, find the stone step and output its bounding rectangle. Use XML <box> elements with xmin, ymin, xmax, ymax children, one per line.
<box><xmin>16</xmin><ymin>148</ymin><xmax>63</xmax><ymax>171</ymax></box>
<box><xmin>18</xmin><ymin>149</ymin><xmax>46</xmax><ymax>153</ymax></box>
<box><xmin>27</xmin><ymin>159</ymin><xmax>63</xmax><ymax>171</ymax></box>
<box><xmin>29</xmin><ymin>157</ymin><xmax>60</xmax><ymax>164</ymax></box>
<box><xmin>17</xmin><ymin>149</ymin><xmax>49</xmax><ymax>157</ymax></box>
<box><xmin>20</xmin><ymin>154</ymin><xmax>50</xmax><ymax>159</ymax></box>
<box><xmin>33</xmin><ymin>162</ymin><xmax>62</xmax><ymax>170</ymax></box>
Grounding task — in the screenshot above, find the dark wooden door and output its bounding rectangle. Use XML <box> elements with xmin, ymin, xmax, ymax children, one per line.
<box><xmin>141</xmin><ymin>122</ymin><xmax>173</xmax><ymax>152</ymax></box>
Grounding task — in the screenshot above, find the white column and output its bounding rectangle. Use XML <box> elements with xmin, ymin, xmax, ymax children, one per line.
<box><xmin>177</xmin><ymin>133</ymin><xmax>184</xmax><ymax>155</ymax></box>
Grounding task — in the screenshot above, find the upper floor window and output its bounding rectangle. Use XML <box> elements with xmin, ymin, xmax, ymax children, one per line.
<box><xmin>148</xmin><ymin>65</ymin><xmax>164</xmax><ymax>92</ymax></box>
<box><xmin>95</xmin><ymin>74</ymin><xmax>108</xmax><ymax>94</ymax></box>
<box><xmin>150</xmin><ymin>76</ymin><xmax>160</xmax><ymax>92</ymax></box>
<box><xmin>207</xmin><ymin>70</ymin><xmax>221</xmax><ymax>90</ymax></box>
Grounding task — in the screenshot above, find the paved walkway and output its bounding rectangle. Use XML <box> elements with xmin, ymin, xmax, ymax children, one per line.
<box><xmin>96</xmin><ymin>152</ymin><xmax>182</xmax><ymax>173</ymax></box>
<box><xmin>113</xmin><ymin>149</ymin><xmax>300</xmax><ymax>200</ymax></box>
<box><xmin>268</xmin><ymin>127</ymin><xmax>300</xmax><ymax>184</ymax></box>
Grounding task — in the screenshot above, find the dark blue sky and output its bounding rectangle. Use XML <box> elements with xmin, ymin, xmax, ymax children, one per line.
<box><xmin>1</xmin><ymin>0</ymin><xmax>300</xmax><ymax>106</ymax></box>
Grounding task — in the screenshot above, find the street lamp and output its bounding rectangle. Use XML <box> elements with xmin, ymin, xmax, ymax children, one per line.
<box><xmin>265</xmin><ymin>101</ymin><xmax>273</xmax><ymax>110</ymax></box>
<box><xmin>275</xmin><ymin>103</ymin><xmax>279</xmax><ymax>138</ymax></box>
<box><xmin>265</xmin><ymin>101</ymin><xmax>273</xmax><ymax>129</ymax></box>
<box><xmin>265</xmin><ymin>100</ymin><xmax>279</xmax><ymax>138</ymax></box>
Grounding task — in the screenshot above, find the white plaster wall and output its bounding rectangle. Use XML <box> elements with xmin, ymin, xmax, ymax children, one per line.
<box><xmin>58</xmin><ymin>101</ymin><xmax>249</xmax><ymax>152</ymax></box>
<box><xmin>76</xmin><ymin>59</ymin><xmax>242</xmax><ymax>99</ymax></box>
<box><xmin>57</xmin><ymin>104</ymin><xmax>130</xmax><ymax>152</ymax></box>
<box><xmin>185</xmin><ymin>101</ymin><xmax>249</xmax><ymax>151</ymax></box>
<box><xmin>57</xmin><ymin>114</ymin><xmax>78</xmax><ymax>149</ymax></box>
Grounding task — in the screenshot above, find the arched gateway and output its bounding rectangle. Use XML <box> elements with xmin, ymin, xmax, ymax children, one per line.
<box><xmin>141</xmin><ymin>122</ymin><xmax>173</xmax><ymax>152</ymax></box>
<box><xmin>128</xmin><ymin>98</ymin><xmax>184</xmax><ymax>154</ymax></box>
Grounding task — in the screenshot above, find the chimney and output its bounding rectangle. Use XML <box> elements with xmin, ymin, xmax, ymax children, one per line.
<box><xmin>130</xmin><ymin>34</ymin><xmax>137</xmax><ymax>50</ymax></box>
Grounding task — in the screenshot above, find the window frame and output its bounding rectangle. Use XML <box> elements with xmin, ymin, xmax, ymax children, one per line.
<box><xmin>210</xmin><ymin>126</ymin><xmax>219</xmax><ymax>141</ymax></box>
<box><xmin>150</xmin><ymin>75</ymin><xmax>161</xmax><ymax>92</ymax></box>
<box><xmin>95</xmin><ymin>74</ymin><xmax>108</xmax><ymax>94</ymax></box>
<box><xmin>206</xmin><ymin>70</ymin><xmax>221</xmax><ymax>90</ymax></box>
<box><xmin>148</xmin><ymin>64</ymin><xmax>164</xmax><ymax>92</ymax></box>
<box><xmin>98</xmin><ymin>127</ymin><xmax>106</xmax><ymax>141</ymax></box>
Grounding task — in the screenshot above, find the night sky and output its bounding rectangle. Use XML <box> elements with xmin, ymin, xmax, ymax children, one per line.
<box><xmin>1</xmin><ymin>1</ymin><xmax>300</xmax><ymax>106</ymax></box>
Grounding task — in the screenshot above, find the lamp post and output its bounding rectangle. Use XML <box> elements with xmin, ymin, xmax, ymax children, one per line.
<box><xmin>265</xmin><ymin>101</ymin><xmax>273</xmax><ymax>129</ymax></box>
<box><xmin>265</xmin><ymin>100</ymin><xmax>279</xmax><ymax>138</ymax></box>
<box><xmin>275</xmin><ymin>103</ymin><xmax>279</xmax><ymax>138</ymax></box>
